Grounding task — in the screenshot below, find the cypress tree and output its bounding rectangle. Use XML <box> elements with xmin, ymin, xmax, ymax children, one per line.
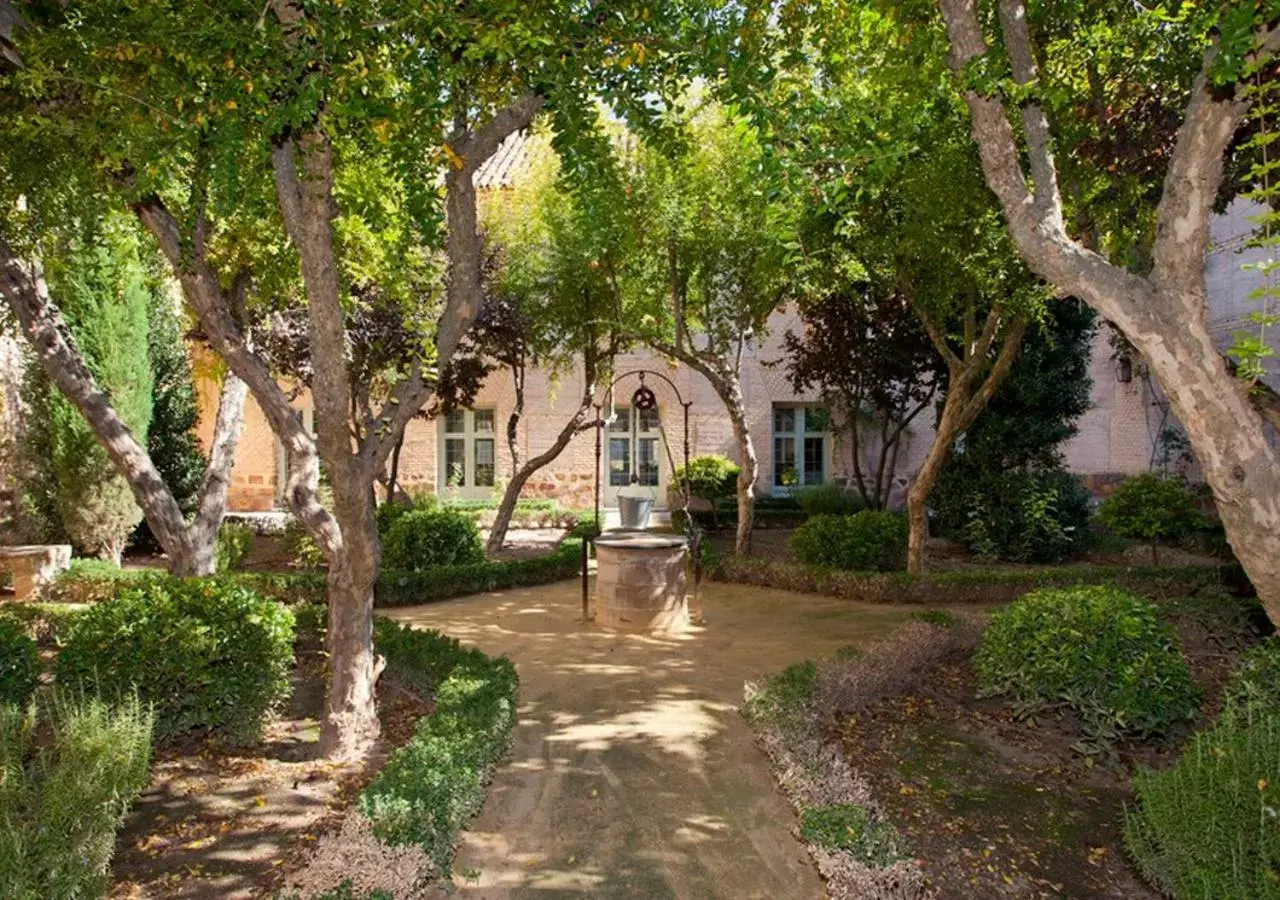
<box><xmin>19</xmin><ymin>218</ymin><xmax>153</xmax><ymax>562</ymax></box>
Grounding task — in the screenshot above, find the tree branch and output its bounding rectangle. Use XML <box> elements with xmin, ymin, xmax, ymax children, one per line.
<box><xmin>996</xmin><ymin>0</ymin><xmax>1064</xmax><ymax>225</ymax></box>
<box><xmin>1151</xmin><ymin>65</ymin><xmax>1251</xmax><ymax>296</ymax></box>
<box><xmin>270</xmin><ymin>131</ymin><xmax>364</xmax><ymax>493</ymax></box>
<box><xmin>191</xmin><ymin>371</ymin><xmax>248</xmax><ymax>535</ymax></box>
<box><xmin>937</xmin><ymin>0</ymin><xmax>1152</xmax><ymax>318</ymax></box>
<box><xmin>133</xmin><ymin>193</ymin><xmax>341</xmax><ymax>557</ymax></box>
<box><xmin>438</xmin><ymin>94</ymin><xmax>545</xmax><ymax>368</ymax></box>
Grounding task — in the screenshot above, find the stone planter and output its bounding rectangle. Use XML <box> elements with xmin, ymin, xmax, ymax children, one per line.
<box><xmin>0</xmin><ymin>545</ymin><xmax>72</xmax><ymax>601</ymax></box>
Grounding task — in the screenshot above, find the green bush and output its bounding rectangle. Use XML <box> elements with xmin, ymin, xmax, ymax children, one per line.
<box><xmin>1220</xmin><ymin>638</ymin><xmax>1280</xmax><ymax>725</ymax></box>
<box><xmin>1096</xmin><ymin>474</ymin><xmax>1205</xmax><ymax>558</ymax></box>
<box><xmin>0</xmin><ymin>693</ymin><xmax>154</xmax><ymax>900</ymax></box>
<box><xmin>17</xmin><ymin>219</ymin><xmax>154</xmax><ymax>563</ymax></box>
<box><xmin>794</xmin><ymin>483</ymin><xmax>865</xmax><ymax>517</ymax></box>
<box><xmin>56</xmin><ymin>578</ymin><xmax>295</xmax><ymax>741</ymax></box>
<box><xmin>215</xmin><ymin>521</ymin><xmax>254</xmax><ymax>573</ymax></box>
<box><xmin>0</xmin><ymin>603</ymin><xmax>87</xmax><ymax>649</ymax></box>
<box><xmin>37</xmin><ymin>540</ymin><xmax>585</xmax><ymax>613</ymax></box>
<box><xmin>382</xmin><ymin>507</ymin><xmax>484</xmax><ymax>572</ymax></box>
<box><xmin>790</xmin><ymin>511</ymin><xmax>908</xmax><ymax>572</ymax></box>
<box><xmin>42</xmin><ymin>558</ymin><xmax>157</xmax><ymax>605</ymax></box>
<box><xmin>932</xmin><ymin>468</ymin><xmax>1092</xmax><ymax>563</ymax></box>
<box><xmin>0</xmin><ymin>619</ymin><xmax>39</xmax><ymax>706</ymax></box>
<box><xmin>799</xmin><ymin>803</ymin><xmax>906</xmax><ymax>867</ymax></box>
<box><xmin>1125</xmin><ymin>714</ymin><xmax>1280</xmax><ymax>899</ymax></box>
<box><xmin>673</xmin><ymin>454</ymin><xmax>740</xmax><ymax>504</ymax></box>
<box><xmin>375</xmin><ymin>499</ymin><xmax>414</xmax><ymax>536</ymax></box>
<box><xmin>283</xmin><ymin>518</ymin><xmax>325</xmax><ymax>570</ymax></box>
<box><xmin>713</xmin><ymin>554</ymin><xmax>1245</xmax><ymax>605</ymax></box>
<box><xmin>975</xmin><ymin>586</ymin><xmax>1198</xmax><ymax>746</ymax></box>
<box><xmin>361</xmin><ymin>620</ymin><xmax>518</xmax><ymax>876</ymax></box>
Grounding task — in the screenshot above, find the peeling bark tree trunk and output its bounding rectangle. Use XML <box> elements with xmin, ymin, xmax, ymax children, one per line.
<box><xmin>650</xmin><ymin>342</ymin><xmax>757</xmax><ymax>555</ymax></box>
<box><xmin>938</xmin><ymin>0</ymin><xmax>1280</xmax><ymax>622</ymax></box>
<box><xmin>905</xmin><ymin>307</ymin><xmax>1027</xmax><ymax>574</ymax></box>
<box><xmin>0</xmin><ymin>237</ymin><xmax>247</xmax><ymax>576</ymax></box>
<box><xmin>487</xmin><ymin>354</ymin><xmax>600</xmax><ymax>554</ymax></box>
<box><xmin>273</xmin><ymin>130</ymin><xmax>384</xmax><ymax>761</ymax></box>
<box><xmin>723</xmin><ymin>380</ymin><xmax>758</xmax><ymax>556</ymax></box>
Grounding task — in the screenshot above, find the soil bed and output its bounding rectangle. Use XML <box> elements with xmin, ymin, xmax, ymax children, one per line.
<box><xmin>109</xmin><ymin>643</ymin><xmax>431</xmax><ymax>899</ymax></box>
<box><xmin>830</xmin><ymin>597</ymin><xmax>1268</xmax><ymax>899</ymax></box>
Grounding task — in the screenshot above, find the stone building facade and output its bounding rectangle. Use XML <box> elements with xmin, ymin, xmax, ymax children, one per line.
<box><xmin>202</xmin><ymin>302</ymin><xmax>1175</xmax><ymax>514</ymax></box>
<box><xmin>8</xmin><ymin>149</ymin><xmax>1276</xmax><ymax>517</ymax></box>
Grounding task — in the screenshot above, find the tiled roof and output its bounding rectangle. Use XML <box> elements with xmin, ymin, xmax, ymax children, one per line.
<box><xmin>473</xmin><ymin>130</ymin><xmax>535</xmax><ymax>190</ymax></box>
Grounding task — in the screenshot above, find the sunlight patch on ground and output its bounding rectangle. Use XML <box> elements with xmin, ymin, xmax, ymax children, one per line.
<box><xmin>545</xmin><ymin>697</ymin><xmax>734</xmax><ymax>763</ymax></box>
<box><xmin>672</xmin><ymin>814</ymin><xmax>730</xmax><ymax>845</ymax></box>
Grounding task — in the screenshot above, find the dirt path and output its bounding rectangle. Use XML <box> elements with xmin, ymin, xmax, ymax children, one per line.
<box><xmin>384</xmin><ymin>579</ymin><xmax>911</xmax><ymax>900</ymax></box>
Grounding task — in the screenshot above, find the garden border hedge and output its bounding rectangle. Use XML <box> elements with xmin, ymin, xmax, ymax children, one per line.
<box><xmin>710</xmin><ymin>556</ymin><xmax>1250</xmax><ymax>604</ymax></box>
<box><xmin>44</xmin><ymin>538</ymin><xmax>586</xmax><ymax>609</ymax></box>
<box><xmin>359</xmin><ymin>618</ymin><xmax>519</xmax><ymax>877</ymax></box>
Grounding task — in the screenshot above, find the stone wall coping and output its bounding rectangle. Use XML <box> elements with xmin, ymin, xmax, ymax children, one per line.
<box><xmin>0</xmin><ymin>544</ymin><xmax>72</xmax><ymax>558</ymax></box>
<box><xmin>593</xmin><ymin>533</ymin><xmax>687</xmax><ymax>550</ymax></box>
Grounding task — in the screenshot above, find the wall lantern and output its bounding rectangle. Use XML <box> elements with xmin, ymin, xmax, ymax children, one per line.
<box><xmin>1116</xmin><ymin>356</ymin><xmax>1133</xmax><ymax>384</ymax></box>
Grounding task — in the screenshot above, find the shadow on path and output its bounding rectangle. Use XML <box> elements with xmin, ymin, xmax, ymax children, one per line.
<box><xmin>386</xmin><ymin>578</ymin><xmax>911</xmax><ymax>900</ymax></box>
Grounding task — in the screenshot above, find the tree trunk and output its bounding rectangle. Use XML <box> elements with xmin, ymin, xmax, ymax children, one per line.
<box><xmin>487</xmin><ymin>400</ymin><xmax>594</xmax><ymax>554</ymax></box>
<box><xmin>906</xmin><ymin>309</ymin><xmax>1027</xmax><ymax>575</ymax></box>
<box><xmin>322</xmin><ymin>481</ymin><xmax>384</xmax><ymax>760</ymax></box>
<box><xmin>1131</xmin><ymin>286</ymin><xmax>1280</xmax><ymax>619</ymax></box>
<box><xmin>724</xmin><ymin>384</ymin><xmax>757</xmax><ymax>556</ymax></box>
<box><xmin>488</xmin><ymin>348</ymin><xmax>599</xmax><ymax>554</ymax></box>
<box><xmin>273</xmin><ymin>130</ymin><xmax>386</xmax><ymax>761</ymax></box>
<box><xmin>937</xmin><ymin>0</ymin><xmax>1280</xmax><ymax>621</ymax></box>
<box><xmin>0</xmin><ymin>236</ymin><xmax>247</xmax><ymax>578</ymax></box>
<box><xmin>905</xmin><ymin>415</ymin><xmax>961</xmax><ymax>575</ymax></box>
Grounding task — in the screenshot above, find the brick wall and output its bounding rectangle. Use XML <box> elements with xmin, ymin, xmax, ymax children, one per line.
<box><xmin>200</xmin><ymin>297</ymin><xmax>1248</xmax><ymax>513</ymax></box>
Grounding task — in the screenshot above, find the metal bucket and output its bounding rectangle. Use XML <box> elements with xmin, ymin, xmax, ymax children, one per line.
<box><xmin>618</xmin><ymin>495</ymin><xmax>654</xmax><ymax>530</ymax></box>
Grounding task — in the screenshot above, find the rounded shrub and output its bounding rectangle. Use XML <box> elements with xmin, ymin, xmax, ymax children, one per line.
<box><xmin>673</xmin><ymin>454</ymin><xmax>740</xmax><ymax>504</ymax></box>
<box><xmin>375</xmin><ymin>499</ymin><xmax>414</xmax><ymax>537</ymax></box>
<box><xmin>1095</xmin><ymin>473</ymin><xmax>1204</xmax><ymax>548</ymax></box>
<box><xmin>1220</xmin><ymin>638</ymin><xmax>1280</xmax><ymax>725</ymax></box>
<box><xmin>790</xmin><ymin>511</ymin><xmax>907</xmax><ymax>572</ymax></box>
<box><xmin>382</xmin><ymin>507</ymin><xmax>485</xmax><ymax>571</ymax></box>
<box><xmin>0</xmin><ymin>618</ymin><xmax>40</xmax><ymax>706</ymax></box>
<box><xmin>1125</xmin><ymin>714</ymin><xmax>1280</xmax><ymax>899</ymax></box>
<box><xmin>794</xmin><ymin>483</ymin><xmax>865</xmax><ymax>518</ymax></box>
<box><xmin>932</xmin><ymin>468</ymin><xmax>1092</xmax><ymax>563</ymax></box>
<box><xmin>55</xmin><ymin>577</ymin><xmax>295</xmax><ymax>741</ymax></box>
<box><xmin>975</xmin><ymin>585</ymin><xmax>1198</xmax><ymax>742</ymax></box>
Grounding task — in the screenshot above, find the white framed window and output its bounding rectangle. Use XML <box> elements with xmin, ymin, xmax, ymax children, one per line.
<box><xmin>440</xmin><ymin>408</ymin><xmax>497</xmax><ymax>498</ymax></box>
<box><xmin>773</xmin><ymin>404</ymin><xmax>829</xmax><ymax>492</ymax></box>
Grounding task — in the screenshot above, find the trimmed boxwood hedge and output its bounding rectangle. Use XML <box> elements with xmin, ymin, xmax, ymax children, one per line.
<box><xmin>710</xmin><ymin>555</ymin><xmax>1247</xmax><ymax>605</ymax></box>
<box><xmin>46</xmin><ymin>537</ymin><xmax>587</xmax><ymax>610</ymax></box>
<box><xmin>360</xmin><ymin>619</ymin><xmax>519</xmax><ymax>876</ymax></box>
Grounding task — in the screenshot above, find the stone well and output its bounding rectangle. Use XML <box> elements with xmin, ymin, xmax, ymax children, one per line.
<box><xmin>592</xmin><ymin>533</ymin><xmax>689</xmax><ymax>634</ymax></box>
